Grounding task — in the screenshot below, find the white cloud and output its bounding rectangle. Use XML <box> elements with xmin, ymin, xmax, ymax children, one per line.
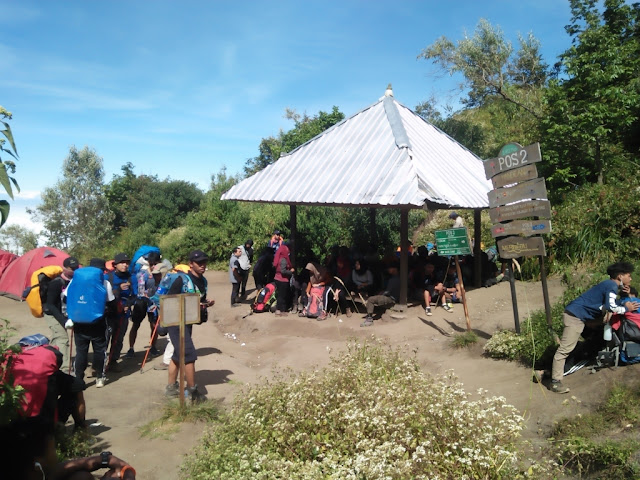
<box><xmin>15</xmin><ymin>190</ymin><xmax>41</xmax><ymax>200</ymax></box>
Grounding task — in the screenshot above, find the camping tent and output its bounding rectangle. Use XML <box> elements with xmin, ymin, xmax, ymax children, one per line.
<box><xmin>0</xmin><ymin>247</ymin><xmax>69</xmax><ymax>300</ymax></box>
<box><xmin>0</xmin><ymin>249</ymin><xmax>18</xmax><ymax>279</ymax></box>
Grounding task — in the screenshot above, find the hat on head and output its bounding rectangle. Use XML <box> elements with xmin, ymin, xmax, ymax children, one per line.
<box><xmin>89</xmin><ymin>258</ymin><xmax>106</xmax><ymax>270</ymax></box>
<box><xmin>448</xmin><ymin>212</ymin><xmax>458</xmax><ymax>219</ymax></box>
<box><xmin>114</xmin><ymin>252</ymin><xmax>131</xmax><ymax>264</ymax></box>
<box><xmin>245</xmin><ymin>239</ymin><xmax>254</xmax><ymax>246</ymax></box>
<box><xmin>63</xmin><ymin>257</ymin><xmax>80</xmax><ymax>271</ymax></box>
<box><xmin>273</xmin><ymin>229</ymin><xmax>281</xmax><ymax>235</ymax></box>
<box><xmin>188</xmin><ymin>250</ymin><xmax>209</xmax><ymax>262</ymax></box>
<box><xmin>151</xmin><ymin>263</ymin><xmax>169</xmax><ymax>275</ymax></box>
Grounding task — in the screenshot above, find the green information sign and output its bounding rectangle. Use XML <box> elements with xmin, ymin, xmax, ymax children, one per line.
<box><xmin>435</xmin><ymin>227</ymin><xmax>472</xmax><ymax>256</ymax></box>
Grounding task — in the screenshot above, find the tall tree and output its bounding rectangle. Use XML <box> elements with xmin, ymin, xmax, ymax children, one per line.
<box><xmin>244</xmin><ymin>106</ymin><xmax>345</xmax><ymax>176</ymax></box>
<box><xmin>0</xmin><ymin>224</ymin><xmax>38</xmax><ymax>254</ymax></box>
<box><xmin>0</xmin><ymin>106</ymin><xmax>20</xmax><ymax>228</ymax></box>
<box><xmin>30</xmin><ymin>146</ymin><xmax>114</xmax><ymax>253</ymax></box>
<box><xmin>542</xmin><ymin>0</ymin><xmax>640</xmax><ymax>191</ymax></box>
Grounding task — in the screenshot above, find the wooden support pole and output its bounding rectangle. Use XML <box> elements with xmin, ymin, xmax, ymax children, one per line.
<box><xmin>455</xmin><ymin>255</ymin><xmax>472</xmax><ymax>332</ymax></box>
<box><xmin>473</xmin><ymin>208</ymin><xmax>482</xmax><ymax>288</ymax></box>
<box><xmin>289</xmin><ymin>204</ymin><xmax>297</xmax><ymax>267</ymax></box>
<box><xmin>399</xmin><ymin>208</ymin><xmax>408</xmax><ymax>309</ymax></box>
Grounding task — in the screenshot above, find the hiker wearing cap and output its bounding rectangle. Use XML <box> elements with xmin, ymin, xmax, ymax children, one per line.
<box><xmin>238</xmin><ymin>239</ymin><xmax>254</xmax><ymax>298</ymax></box>
<box><xmin>42</xmin><ymin>256</ymin><xmax>80</xmax><ymax>367</ymax></box>
<box><xmin>106</xmin><ymin>252</ymin><xmax>135</xmax><ymax>372</ymax></box>
<box><xmin>164</xmin><ymin>249</ymin><xmax>214</xmax><ymax>404</ymax></box>
<box><xmin>449</xmin><ymin>211</ymin><xmax>464</xmax><ymax>228</ymax></box>
<box><xmin>268</xmin><ymin>229</ymin><xmax>283</xmax><ymax>254</ymax></box>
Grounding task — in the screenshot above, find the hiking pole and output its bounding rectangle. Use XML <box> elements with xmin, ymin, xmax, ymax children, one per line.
<box><xmin>68</xmin><ymin>327</ymin><xmax>74</xmax><ymax>375</ymax></box>
<box><xmin>140</xmin><ymin>312</ymin><xmax>162</xmax><ymax>373</ymax></box>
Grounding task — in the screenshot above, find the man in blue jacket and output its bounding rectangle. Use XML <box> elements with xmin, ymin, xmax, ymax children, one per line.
<box><xmin>551</xmin><ymin>262</ymin><xmax>640</xmax><ymax>393</ymax></box>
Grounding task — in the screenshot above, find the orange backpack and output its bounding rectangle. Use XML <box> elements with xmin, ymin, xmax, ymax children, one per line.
<box><xmin>24</xmin><ymin>265</ymin><xmax>63</xmax><ymax>317</ymax></box>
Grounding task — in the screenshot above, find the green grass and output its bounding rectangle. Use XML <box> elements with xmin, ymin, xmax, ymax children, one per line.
<box><xmin>449</xmin><ymin>330</ymin><xmax>478</xmax><ymax>349</ymax></box>
<box><xmin>139</xmin><ymin>399</ymin><xmax>221</xmax><ymax>439</ymax></box>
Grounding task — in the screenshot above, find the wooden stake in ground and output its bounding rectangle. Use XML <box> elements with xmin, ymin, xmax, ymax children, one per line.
<box><xmin>454</xmin><ymin>255</ymin><xmax>471</xmax><ymax>332</ymax></box>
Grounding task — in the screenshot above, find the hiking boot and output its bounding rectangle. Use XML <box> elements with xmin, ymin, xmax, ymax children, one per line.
<box><xmin>346</xmin><ymin>308</ymin><xmax>352</xmax><ymax>318</ymax></box>
<box><xmin>425</xmin><ymin>307</ymin><xmax>432</xmax><ymax>316</ymax></box>
<box><xmin>165</xmin><ymin>381</ymin><xmax>179</xmax><ymax>398</ymax></box>
<box><xmin>186</xmin><ymin>385</ymin><xmax>207</xmax><ymax>404</ymax></box>
<box><xmin>96</xmin><ymin>377</ymin><xmax>106</xmax><ymax>388</ymax></box>
<box><xmin>360</xmin><ymin>316</ymin><xmax>374</xmax><ymax>327</ymax></box>
<box><xmin>125</xmin><ymin>348</ymin><xmax>135</xmax><ymax>359</ymax></box>
<box><xmin>153</xmin><ymin>363</ymin><xmax>169</xmax><ymax>371</ymax></box>
<box><xmin>550</xmin><ymin>380</ymin><xmax>570</xmax><ymax>394</ymax></box>
<box><xmin>443</xmin><ymin>304</ymin><xmax>453</xmax><ymax>313</ymax></box>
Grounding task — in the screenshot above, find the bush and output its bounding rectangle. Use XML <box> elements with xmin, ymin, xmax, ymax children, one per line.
<box><xmin>182</xmin><ymin>339</ymin><xmax>542</xmax><ymax>479</ymax></box>
<box><xmin>0</xmin><ymin>320</ymin><xmax>24</xmax><ymax>425</ymax></box>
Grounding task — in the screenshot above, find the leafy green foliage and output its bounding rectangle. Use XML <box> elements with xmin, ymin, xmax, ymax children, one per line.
<box><xmin>30</xmin><ymin>146</ymin><xmax>114</xmax><ymax>257</ymax></box>
<box><xmin>0</xmin><ymin>224</ymin><xmax>38</xmax><ymax>254</ymax></box>
<box><xmin>139</xmin><ymin>399</ymin><xmax>221</xmax><ymax>439</ymax></box>
<box><xmin>0</xmin><ymin>320</ymin><xmax>25</xmax><ymax>426</ymax></box>
<box><xmin>450</xmin><ymin>331</ymin><xmax>478</xmax><ymax>349</ymax></box>
<box><xmin>182</xmin><ymin>339</ymin><xmax>539</xmax><ymax>479</ymax></box>
<box><xmin>0</xmin><ymin>106</ymin><xmax>20</xmax><ymax>228</ymax></box>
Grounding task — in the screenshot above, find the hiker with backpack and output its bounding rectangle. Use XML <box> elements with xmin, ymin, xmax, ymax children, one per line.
<box><xmin>252</xmin><ymin>247</ymin><xmax>275</xmax><ymax>291</ymax></box>
<box><xmin>106</xmin><ymin>253</ymin><xmax>135</xmax><ymax>372</ymax></box>
<box><xmin>41</xmin><ymin>256</ymin><xmax>80</xmax><ymax>367</ymax></box>
<box><xmin>164</xmin><ymin>250</ymin><xmax>214</xmax><ymax>404</ymax></box>
<box><xmin>273</xmin><ymin>242</ymin><xmax>294</xmax><ymax>316</ymax></box>
<box><xmin>66</xmin><ymin>262</ymin><xmax>116</xmax><ymax>388</ymax></box>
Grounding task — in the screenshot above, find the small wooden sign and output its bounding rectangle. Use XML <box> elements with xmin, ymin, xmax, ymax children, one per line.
<box><xmin>497</xmin><ymin>236</ymin><xmax>546</xmax><ymax>259</ymax></box>
<box><xmin>484</xmin><ymin>142</ymin><xmax>542</xmax><ymax>179</ymax></box>
<box><xmin>491</xmin><ymin>219</ymin><xmax>552</xmax><ymax>238</ymax></box>
<box><xmin>488</xmin><ymin>177</ymin><xmax>547</xmax><ymax>209</ymax></box>
<box><xmin>489</xmin><ymin>199</ymin><xmax>552</xmax><ymax>223</ymax></box>
<box><xmin>491</xmin><ymin>164</ymin><xmax>538</xmax><ymax>189</ymax></box>
<box><xmin>160</xmin><ymin>293</ymin><xmax>201</xmax><ymax>326</ymax></box>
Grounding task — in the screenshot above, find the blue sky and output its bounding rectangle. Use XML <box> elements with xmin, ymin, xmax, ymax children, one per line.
<box><xmin>1</xmin><ymin>0</ymin><xmax>573</xmax><ymax>232</ymax></box>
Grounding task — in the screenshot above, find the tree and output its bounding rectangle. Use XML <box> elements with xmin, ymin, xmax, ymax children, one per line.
<box><xmin>244</xmin><ymin>107</ymin><xmax>344</xmax><ymax>176</ymax></box>
<box><xmin>541</xmin><ymin>0</ymin><xmax>640</xmax><ymax>192</ymax></box>
<box><xmin>0</xmin><ymin>224</ymin><xmax>38</xmax><ymax>254</ymax></box>
<box><xmin>0</xmin><ymin>107</ymin><xmax>20</xmax><ymax>228</ymax></box>
<box><xmin>30</xmin><ymin>146</ymin><xmax>114</xmax><ymax>254</ymax></box>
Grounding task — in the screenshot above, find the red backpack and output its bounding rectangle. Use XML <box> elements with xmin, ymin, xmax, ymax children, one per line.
<box><xmin>11</xmin><ymin>345</ymin><xmax>61</xmax><ymax>418</ymax></box>
<box><xmin>252</xmin><ymin>283</ymin><xmax>276</xmax><ymax>313</ymax></box>
<box><xmin>305</xmin><ymin>285</ymin><xmax>325</xmax><ymax>318</ymax></box>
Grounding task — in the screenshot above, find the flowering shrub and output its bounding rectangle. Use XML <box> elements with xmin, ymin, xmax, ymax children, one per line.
<box><xmin>483</xmin><ymin>330</ymin><xmax>526</xmax><ymax>360</ymax></box>
<box><xmin>183</xmin><ymin>339</ymin><xmax>544</xmax><ymax>479</ymax></box>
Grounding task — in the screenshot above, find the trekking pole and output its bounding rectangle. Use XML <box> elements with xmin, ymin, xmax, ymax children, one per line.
<box><xmin>68</xmin><ymin>327</ymin><xmax>74</xmax><ymax>374</ymax></box>
<box><xmin>140</xmin><ymin>312</ymin><xmax>162</xmax><ymax>373</ymax></box>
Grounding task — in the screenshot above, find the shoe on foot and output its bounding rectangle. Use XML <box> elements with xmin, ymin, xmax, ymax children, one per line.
<box><xmin>149</xmin><ymin>347</ymin><xmax>161</xmax><ymax>357</ymax></box>
<box><xmin>154</xmin><ymin>363</ymin><xmax>169</xmax><ymax>371</ymax></box>
<box><xmin>425</xmin><ymin>307</ymin><xmax>432</xmax><ymax>316</ymax></box>
<box><xmin>317</xmin><ymin>311</ymin><xmax>328</xmax><ymax>321</ymax></box>
<box><xmin>346</xmin><ymin>307</ymin><xmax>352</xmax><ymax>318</ymax></box>
<box><xmin>186</xmin><ymin>385</ymin><xmax>207</xmax><ymax>404</ymax></box>
<box><xmin>96</xmin><ymin>377</ymin><xmax>106</xmax><ymax>388</ymax></box>
<box><xmin>550</xmin><ymin>380</ymin><xmax>570</xmax><ymax>394</ymax></box>
<box><xmin>165</xmin><ymin>381</ymin><xmax>179</xmax><ymax>398</ymax></box>
<box><xmin>108</xmin><ymin>361</ymin><xmax>122</xmax><ymax>372</ymax></box>
<box><xmin>443</xmin><ymin>304</ymin><xmax>453</xmax><ymax>313</ymax></box>
<box><xmin>125</xmin><ymin>348</ymin><xmax>135</xmax><ymax>358</ymax></box>
<box><xmin>360</xmin><ymin>316</ymin><xmax>374</xmax><ymax>327</ymax></box>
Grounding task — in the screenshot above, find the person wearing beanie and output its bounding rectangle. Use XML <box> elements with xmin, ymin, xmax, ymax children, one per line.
<box><xmin>238</xmin><ymin>239</ymin><xmax>254</xmax><ymax>298</ymax></box>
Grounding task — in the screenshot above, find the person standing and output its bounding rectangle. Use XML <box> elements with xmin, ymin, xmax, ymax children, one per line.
<box><xmin>165</xmin><ymin>250</ymin><xmax>215</xmax><ymax>403</ymax></box>
<box><xmin>229</xmin><ymin>247</ymin><xmax>243</xmax><ymax>306</ymax></box>
<box><xmin>550</xmin><ymin>262</ymin><xmax>640</xmax><ymax>393</ymax></box>
<box><xmin>449</xmin><ymin>211</ymin><xmax>464</xmax><ymax>228</ymax></box>
<box><xmin>107</xmin><ymin>253</ymin><xmax>135</xmax><ymax>372</ymax></box>
<box><xmin>238</xmin><ymin>239</ymin><xmax>254</xmax><ymax>297</ymax></box>
<box><xmin>42</xmin><ymin>256</ymin><xmax>79</xmax><ymax>367</ymax></box>
<box><xmin>273</xmin><ymin>242</ymin><xmax>294</xmax><ymax>316</ymax></box>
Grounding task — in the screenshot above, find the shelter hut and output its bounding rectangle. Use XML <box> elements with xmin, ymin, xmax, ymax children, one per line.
<box><xmin>222</xmin><ymin>86</ymin><xmax>492</xmax><ymax>307</ymax></box>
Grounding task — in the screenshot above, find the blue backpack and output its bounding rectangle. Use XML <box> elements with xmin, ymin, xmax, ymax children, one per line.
<box><xmin>66</xmin><ymin>267</ymin><xmax>108</xmax><ymax>324</ymax></box>
<box><xmin>130</xmin><ymin>245</ymin><xmax>161</xmax><ymax>276</ymax></box>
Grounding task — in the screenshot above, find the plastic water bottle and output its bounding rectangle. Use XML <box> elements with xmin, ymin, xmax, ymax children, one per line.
<box><xmin>603</xmin><ymin>323</ymin><xmax>612</xmax><ymax>341</ymax></box>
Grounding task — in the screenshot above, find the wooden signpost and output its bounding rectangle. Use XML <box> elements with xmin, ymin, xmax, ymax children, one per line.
<box><xmin>483</xmin><ymin>142</ymin><xmax>553</xmax><ymax>334</ymax></box>
<box><xmin>160</xmin><ymin>293</ymin><xmax>201</xmax><ymax>408</ymax></box>
<box><xmin>435</xmin><ymin>227</ymin><xmax>472</xmax><ymax>332</ymax></box>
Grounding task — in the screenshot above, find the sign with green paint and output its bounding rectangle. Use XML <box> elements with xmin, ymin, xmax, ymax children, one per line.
<box><xmin>435</xmin><ymin>227</ymin><xmax>472</xmax><ymax>256</ymax></box>
<box><xmin>483</xmin><ymin>142</ymin><xmax>542</xmax><ymax>179</ymax></box>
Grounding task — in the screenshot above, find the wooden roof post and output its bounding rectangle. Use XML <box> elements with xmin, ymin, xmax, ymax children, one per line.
<box><xmin>399</xmin><ymin>208</ymin><xmax>409</xmax><ymax>309</ymax></box>
<box><xmin>473</xmin><ymin>208</ymin><xmax>482</xmax><ymax>288</ymax></box>
<box><xmin>290</xmin><ymin>204</ymin><xmax>297</xmax><ymax>268</ymax></box>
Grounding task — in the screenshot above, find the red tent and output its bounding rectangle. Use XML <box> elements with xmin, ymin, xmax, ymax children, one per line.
<box><xmin>0</xmin><ymin>247</ymin><xmax>70</xmax><ymax>300</ymax></box>
<box><xmin>0</xmin><ymin>249</ymin><xmax>18</xmax><ymax>279</ymax></box>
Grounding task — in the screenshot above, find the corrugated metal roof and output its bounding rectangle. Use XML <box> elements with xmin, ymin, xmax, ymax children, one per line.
<box><xmin>221</xmin><ymin>92</ymin><xmax>492</xmax><ymax>209</ymax></box>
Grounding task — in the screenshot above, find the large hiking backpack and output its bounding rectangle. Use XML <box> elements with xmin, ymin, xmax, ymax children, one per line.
<box><xmin>305</xmin><ymin>285</ymin><xmax>325</xmax><ymax>318</ymax></box>
<box><xmin>11</xmin><ymin>345</ymin><xmax>62</xmax><ymax>418</ymax></box>
<box><xmin>130</xmin><ymin>245</ymin><xmax>161</xmax><ymax>276</ymax></box>
<box><xmin>617</xmin><ymin>314</ymin><xmax>640</xmax><ymax>364</ymax></box>
<box><xmin>66</xmin><ymin>267</ymin><xmax>108</xmax><ymax>324</ymax></box>
<box><xmin>252</xmin><ymin>283</ymin><xmax>276</xmax><ymax>313</ymax></box>
<box><xmin>23</xmin><ymin>265</ymin><xmax>64</xmax><ymax>318</ymax></box>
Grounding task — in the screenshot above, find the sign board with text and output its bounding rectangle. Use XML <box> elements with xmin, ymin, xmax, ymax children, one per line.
<box><xmin>435</xmin><ymin>227</ymin><xmax>472</xmax><ymax>256</ymax></box>
<box><xmin>483</xmin><ymin>142</ymin><xmax>542</xmax><ymax>179</ymax></box>
<box><xmin>488</xmin><ymin>177</ymin><xmax>548</xmax><ymax>209</ymax></box>
<box><xmin>491</xmin><ymin>164</ymin><xmax>538</xmax><ymax>189</ymax></box>
<box><xmin>491</xmin><ymin>219</ymin><xmax>552</xmax><ymax>238</ymax></box>
<box><xmin>497</xmin><ymin>236</ymin><xmax>546</xmax><ymax>259</ymax></box>
<box><xmin>160</xmin><ymin>293</ymin><xmax>201</xmax><ymax>327</ymax></box>
<box><xmin>489</xmin><ymin>199</ymin><xmax>552</xmax><ymax>224</ymax></box>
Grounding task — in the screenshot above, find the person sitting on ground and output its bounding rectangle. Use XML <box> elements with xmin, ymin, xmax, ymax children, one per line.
<box><xmin>611</xmin><ymin>286</ymin><xmax>640</xmax><ymax>333</ymax></box>
<box><xmin>361</xmin><ymin>263</ymin><xmax>401</xmax><ymax>327</ymax></box>
<box><xmin>229</xmin><ymin>246</ymin><xmax>243</xmax><ymax>307</ymax></box>
<box><xmin>0</xmin><ymin>416</ymin><xmax>136</xmax><ymax>479</ymax></box>
<box><xmin>439</xmin><ymin>264</ymin><xmax>461</xmax><ymax>313</ymax></box>
<box><xmin>126</xmin><ymin>251</ymin><xmax>162</xmax><ymax>359</ymax></box>
<box><xmin>351</xmin><ymin>259</ymin><xmax>374</xmax><ymax>298</ymax></box>
<box><xmin>42</xmin><ymin>257</ymin><xmax>80</xmax><ymax>368</ymax></box>
<box><xmin>10</xmin><ymin>339</ymin><xmax>86</xmax><ymax>430</ymax></box>
<box><xmin>165</xmin><ymin>250</ymin><xmax>214</xmax><ymax>403</ymax></box>
<box><xmin>422</xmin><ymin>262</ymin><xmax>442</xmax><ymax>317</ymax></box>
<box><xmin>550</xmin><ymin>261</ymin><xmax>640</xmax><ymax>394</ymax></box>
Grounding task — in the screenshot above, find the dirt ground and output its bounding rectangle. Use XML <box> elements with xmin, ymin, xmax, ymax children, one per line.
<box><xmin>2</xmin><ymin>270</ymin><xmax>637</xmax><ymax>478</ymax></box>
